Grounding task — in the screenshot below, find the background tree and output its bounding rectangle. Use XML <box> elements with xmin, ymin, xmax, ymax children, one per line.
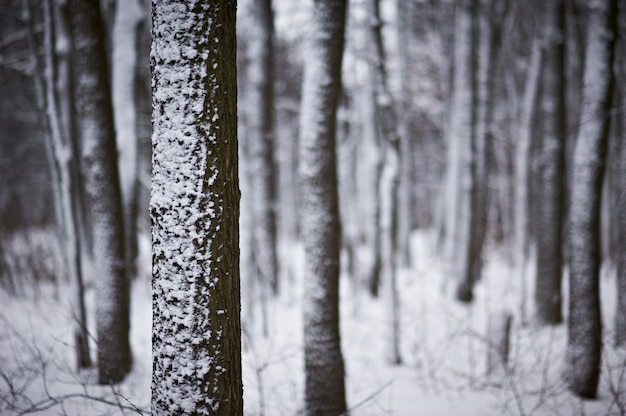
<box><xmin>565</xmin><ymin>0</ymin><xmax>617</xmax><ymax>398</ymax></box>
<box><xmin>534</xmin><ymin>0</ymin><xmax>566</xmax><ymax>325</ymax></box>
<box><xmin>67</xmin><ymin>0</ymin><xmax>132</xmax><ymax>384</ymax></box>
<box><xmin>151</xmin><ymin>0</ymin><xmax>243</xmax><ymax>414</ymax></box>
<box><xmin>299</xmin><ymin>0</ymin><xmax>348</xmax><ymax>413</ymax></box>
<box><xmin>443</xmin><ymin>0</ymin><xmax>479</xmax><ymax>302</ymax></box>
<box><xmin>247</xmin><ymin>0</ymin><xmax>279</xmax><ymax>297</ymax></box>
<box><xmin>366</xmin><ymin>0</ymin><xmax>402</xmax><ymax>365</ymax></box>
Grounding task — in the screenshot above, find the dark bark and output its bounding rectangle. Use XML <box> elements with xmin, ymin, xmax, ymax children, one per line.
<box><xmin>565</xmin><ymin>0</ymin><xmax>617</xmax><ymax>398</ymax></box>
<box><xmin>151</xmin><ymin>1</ymin><xmax>242</xmax><ymax>414</ymax></box>
<box><xmin>299</xmin><ymin>0</ymin><xmax>348</xmax><ymax>414</ymax></box>
<box><xmin>534</xmin><ymin>0</ymin><xmax>566</xmax><ymax>325</ymax></box>
<box><xmin>248</xmin><ymin>0</ymin><xmax>279</xmax><ymax>295</ymax></box>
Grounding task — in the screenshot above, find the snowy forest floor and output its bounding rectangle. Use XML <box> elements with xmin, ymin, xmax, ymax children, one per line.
<box><xmin>1</xmin><ymin>230</ymin><xmax>626</xmax><ymax>415</ymax></box>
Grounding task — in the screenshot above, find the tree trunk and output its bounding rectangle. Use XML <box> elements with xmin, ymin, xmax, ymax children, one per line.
<box><xmin>299</xmin><ymin>0</ymin><xmax>348</xmax><ymax>414</ymax></box>
<box><xmin>151</xmin><ymin>1</ymin><xmax>243</xmax><ymax>414</ymax></box>
<box><xmin>534</xmin><ymin>0</ymin><xmax>566</xmax><ymax>325</ymax></box>
<box><xmin>445</xmin><ymin>0</ymin><xmax>478</xmax><ymax>302</ymax></box>
<box><xmin>25</xmin><ymin>0</ymin><xmax>91</xmax><ymax>370</ymax></box>
<box><xmin>565</xmin><ymin>0</ymin><xmax>616</xmax><ymax>399</ymax></box>
<box><xmin>248</xmin><ymin>0</ymin><xmax>279</xmax><ymax>296</ymax></box>
<box><xmin>613</xmin><ymin>0</ymin><xmax>626</xmax><ymax>348</ymax></box>
<box><xmin>367</xmin><ymin>0</ymin><xmax>402</xmax><ymax>365</ymax></box>
<box><xmin>112</xmin><ymin>0</ymin><xmax>143</xmax><ymax>280</ymax></box>
<box><xmin>514</xmin><ymin>38</ymin><xmax>541</xmax><ymax>326</ymax></box>
<box><xmin>67</xmin><ymin>0</ymin><xmax>131</xmax><ymax>384</ymax></box>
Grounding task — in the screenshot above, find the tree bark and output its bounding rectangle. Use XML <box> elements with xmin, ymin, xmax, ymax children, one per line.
<box><xmin>248</xmin><ymin>0</ymin><xmax>279</xmax><ymax>296</ymax></box>
<box><xmin>299</xmin><ymin>0</ymin><xmax>348</xmax><ymax>414</ymax></box>
<box><xmin>445</xmin><ymin>0</ymin><xmax>478</xmax><ymax>302</ymax></box>
<box><xmin>112</xmin><ymin>0</ymin><xmax>143</xmax><ymax>279</ymax></box>
<box><xmin>565</xmin><ymin>0</ymin><xmax>616</xmax><ymax>399</ymax></box>
<box><xmin>68</xmin><ymin>0</ymin><xmax>132</xmax><ymax>384</ymax></box>
<box><xmin>367</xmin><ymin>0</ymin><xmax>402</xmax><ymax>365</ymax></box>
<box><xmin>534</xmin><ymin>0</ymin><xmax>566</xmax><ymax>325</ymax></box>
<box><xmin>151</xmin><ymin>1</ymin><xmax>243</xmax><ymax>414</ymax></box>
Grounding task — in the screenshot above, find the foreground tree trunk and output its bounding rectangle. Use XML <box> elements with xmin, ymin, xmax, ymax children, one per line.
<box><xmin>67</xmin><ymin>0</ymin><xmax>132</xmax><ymax>384</ymax></box>
<box><xmin>534</xmin><ymin>0</ymin><xmax>566</xmax><ymax>325</ymax></box>
<box><xmin>565</xmin><ymin>0</ymin><xmax>616</xmax><ymax>399</ymax></box>
<box><xmin>299</xmin><ymin>0</ymin><xmax>348</xmax><ymax>414</ymax></box>
<box><xmin>151</xmin><ymin>1</ymin><xmax>243</xmax><ymax>414</ymax></box>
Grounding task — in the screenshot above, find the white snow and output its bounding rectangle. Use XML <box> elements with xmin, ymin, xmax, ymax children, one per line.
<box><xmin>2</xmin><ymin>230</ymin><xmax>625</xmax><ymax>415</ymax></box>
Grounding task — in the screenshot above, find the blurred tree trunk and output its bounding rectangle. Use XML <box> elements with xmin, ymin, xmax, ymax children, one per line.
<box><xmin>67</xmin><ymin>0</ymin><xmax>131</xmax><ymax>384</ymax></box>
<box><xmin>367</xmin><ymin>0</ymin><xmax>402</xmax><ymax>365</ymax></box>
<box><xmin>534</xmin><ymin>0</ymin><xmax>566</xmax><ymax>325</ymax></box>
<box><xmin>112</xmin><ymin>0</ymin><xmax>143</xmax><ymax>279</ymax></box>
<box><xmin>248</xmin><ymin>0</ymin><xmax>279</xmax><ymax>296</ymax></box>
<box><xmin>565</xmin><ymin>0</ymin><xmax>617</xmax><ymax>398</ymax></box>
<box><xmin>395</xmin><ymin>0</ymin><xmax>414</xmax><ymax>267</ymax></box>
<box><xmin>514</xmin><ymin>38</ymin><xmax>541</xmax><ymax>326</ymax></box>
<box><xmin>299</xmin><ymin>0</ymin><xmax>348</xmax><ymax>413</ymax></box>
<box><xmin>444</xmin><ymin>0</ymin><xmax>479</xmax><ymax>302</ymax></box>
<box><xmin>615</xmin><ymin>5</ymin><xmax>626</xmax><ymax>346</ymax></box>
<box><xmin>25</xmin><ymin>0</ymin><xmax>91</xmax><ymax>370</ymax></box>
<box><xmin>151</xmin><ymin>1</ymin><xmax>243</xmax><ymax>413</ymax></box>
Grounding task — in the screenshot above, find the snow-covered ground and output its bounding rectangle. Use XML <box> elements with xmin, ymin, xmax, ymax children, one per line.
<box><xmin>1</xmin><ymin>230</ymin><xmax>625</xmax><ymax>415</ymax></box>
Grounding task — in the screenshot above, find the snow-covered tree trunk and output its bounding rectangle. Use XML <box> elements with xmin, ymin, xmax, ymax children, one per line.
<box><xmin>151</xmin><ymin>1</ymin><xmax>242</xmax><ymax>414</ymax></box>
<box><xmin>67</xmin><ymin>0</ymin><xmax>132</xmax><ymax>384</ymax></box>
<box><xmin>112</xmin><ymin>0</ymin><xmax>143</xmax><ymax>279</ymax></box>
<box><xmin>565</xmin><ymin>0</ymin><xmax>616</xmax><ymax>399</ymax></box>
<box><xmin>248</xmin><ymin>0</ymin><xmax>279</xmax><ymax>295</ymax></box>
<box><xmin>444</xmin><ymin>0</ymin><xmax>477</xmax><ymax>302</ymax></box>
<box><xmin>534</xmin><ymin>0</ymin><xmax>566</xmax><ymax>325</ymax></box>
<box><xmin>367</xmin><ymin>0</ymin><xmax>402</xmax><ymax>365</ymax></box>
<box><xmin>299</xmin><ymin>0</ymin><xmax>348</xmax><ymax>413</ymax></box>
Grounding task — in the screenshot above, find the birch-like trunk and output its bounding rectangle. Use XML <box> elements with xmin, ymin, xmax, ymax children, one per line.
<box><xmin>565</xmin><ymin>0</ymin><xmax>616</xmax><ymax>398</ymax></box>
<box><xmin>514</xmin><ymin>38</ymin><xmax>541</xmax><ymax>326</ymax></box>
<box><xmin>68</xmin><ymin>0</ymin><xmax>131</xmax><ymax>384</ymax></box>
<box><xmin>299</xmin><ymin>0</ymin><xmax>348</xmax><ymax>413</ymax></box>
<box><xmin>367</xmin><ymin>0</ymin><xmax>402</xmax><ymax>365</ymax></box>
<box><xmin>151</xmin><ymin>1</ymin><xmax>243</xmax><ymax>413</ymax></box>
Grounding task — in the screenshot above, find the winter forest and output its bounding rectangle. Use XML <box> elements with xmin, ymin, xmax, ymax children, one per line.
<box><xmin>1</xmin><ymin>0</ymin><xmax>626</xmax><ymax>414</ymax></box>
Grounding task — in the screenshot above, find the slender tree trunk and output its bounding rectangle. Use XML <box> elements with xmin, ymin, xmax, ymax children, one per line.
<box><xmin>248</xmin><ymin>0</ymin><xmax>279</xmax><ymax>296</ymax></box>
<box><xmin>534</xmin><ymin>0</ymin><xmax>566</xmax><ymax>325</ymax></box>
<box><xmin>367</xmin><ymin>0</ymin><xmax>402</xmax><ymax>365</ymax></box>
<box><xmin>25</xmin><ymin>0</ymin><xmax>91</xmax><ymax>370</ymax></box>
<box><xmin>67</xmin><ymin>0</ymin><xmax>132</xmax><ymax>384</ymax></box>
<box><xmin>151</xmin><ymin>1</ymin><xmax>243</xmax><ymax>413</ymax></box>
<box><xmin>112</xmin><ymin>0</ymin><xmax>143</xmax><ymax>279</ymax></box>
<box><xmin>514</xmin><ymin>38</ymin><xmax>541</xmax><ymax>326</ymax></box>
<box><xmin>565</xmin><ymin>0</ymin><xmax>616</xmax><ymax>398</ymax></box>
<box><xmin>395</xmin><ymin>0</ymin><xmax>414</xmax><ymax>267</ymax></box>
<box><xmin>445</xmin><ymin>0</ymin><xmax>478</xmax><ymax>302</ymax></box>
<box><xmin>299</xmin><ymin>0</ymin><xmax>348</xmax><ymax>413</ymax></box>
<box><xmin>613</xmin><ymin>0</ymin><xmax>626</xmax><ymax>348</ymax></box>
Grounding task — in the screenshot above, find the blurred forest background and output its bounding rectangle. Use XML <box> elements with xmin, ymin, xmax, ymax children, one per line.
<box><xmin>1</xmin><ymin>0</ymin><xmax>626</xmax><ymax>414</ymax></box>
